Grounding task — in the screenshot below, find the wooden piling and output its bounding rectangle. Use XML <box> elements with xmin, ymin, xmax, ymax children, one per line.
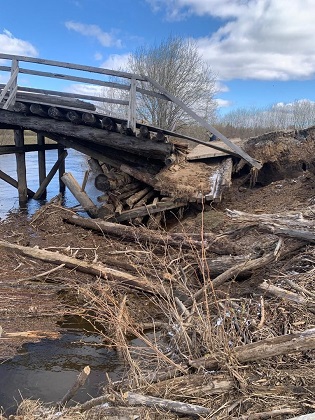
<box><xmin>58</xmin><ymin>146</ymin><xmax>66</xmax><ymax>193</ymax></box>
<box><xmin>37</xmin><ymin>133</ymin><xmax>47</xmax><ymax>198</ymax></box>
<box><xmin>14</xmin><ymin>128</ymin><xmax>28</xmax><ymax>205</ymax></box>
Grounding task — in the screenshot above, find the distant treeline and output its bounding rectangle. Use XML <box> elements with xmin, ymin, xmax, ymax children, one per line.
<box><xmin>214</xmin><ymin>99</ymin><xmax>315</xmax><ymax>139</ymax></box>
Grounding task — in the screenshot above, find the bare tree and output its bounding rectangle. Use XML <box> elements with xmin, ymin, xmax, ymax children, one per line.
<box><xmin>127</xmin><ymin>36</ymin><xmax>217</xmax><ymax>131</ymax></box>
<box><xmin>218</xmin><ymin>100</ymin><xmax>315</xmax><ymax>138</ymax></box>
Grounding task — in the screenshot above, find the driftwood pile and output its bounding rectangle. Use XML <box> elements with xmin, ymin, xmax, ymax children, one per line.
<box><xmin>2</xmin><ymin>186</ymin><xmax>313</xmax><ymax>419</ymax></box>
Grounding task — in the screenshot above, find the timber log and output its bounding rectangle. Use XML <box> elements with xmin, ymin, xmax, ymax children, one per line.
<box><xmin>0</xmin><ymin>109</ymin><xmax>174</xmax><ymax>160</ymax></box>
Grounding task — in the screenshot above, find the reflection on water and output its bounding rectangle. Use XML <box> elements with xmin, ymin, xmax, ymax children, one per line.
<box><xmin>0</xmin><ymin>148</ymin><xmax>99</xmax><ymax>220</ymax></box>
<box><xmin>0</xmin><ymin>327</ymin><xmax>125</xmax><ymax>415</ymax></box>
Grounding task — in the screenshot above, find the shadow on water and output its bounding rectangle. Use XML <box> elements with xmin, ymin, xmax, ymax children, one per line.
<box><xmin>0</xmin><ymin>317</ymin><xmax>126</xmax><ymax>416</ymax></box>
<box><xmin>0</xmin><ymin>150</ymin><xmax>126</xmax><ymax>415</ymax></box>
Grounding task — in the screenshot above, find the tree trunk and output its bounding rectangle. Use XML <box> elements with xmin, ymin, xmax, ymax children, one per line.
<box><xmin>125</xmin><ymin>392</ymin><xmax>211</xmax><ymax>416</ymax></box>
<box><xmin>63</xmin><ymin>214</ymin><xmax>204</xmax><ymax>249</ymax></box>
<box><xmin>30</xmin><ymin>103</ymin><xmax>48</xmax><ymax>117</ymax></box>
<box><xmin>66</xmin><ymin>110</ymin><xmax>82</xmax><ymax>124</ymax></box>
<box><xmin>0</xmin><ymin>240</ymin><xmax>158</xmax><ymax>294</ymax></box>
<box><xmin>13</xmin><ymin>102</ymin><xmax>30</xmax><ymax>114</ymax></box>
<box><xmin>82</xmin><ymin>112</ymin><xmax>101</xmax><ymax>127</ymax></box>
<box><xmin>101</xmin><ymin>116</ymin><xmax>118</xmax><ymax>132</ymax></box>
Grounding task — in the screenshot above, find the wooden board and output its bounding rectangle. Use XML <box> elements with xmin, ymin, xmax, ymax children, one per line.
<box><xmin>187</xmin><ymin>138</ymin><xmax>243</xmax><ymax>161</ymax></box>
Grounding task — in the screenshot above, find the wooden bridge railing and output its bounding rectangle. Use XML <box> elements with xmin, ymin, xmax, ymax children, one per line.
<box><xmin>0</xmin><ymin>53</ymin><xmax>261</xmax><ymax>169</ymax></box>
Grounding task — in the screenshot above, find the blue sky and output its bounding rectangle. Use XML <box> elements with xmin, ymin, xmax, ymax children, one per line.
<box><xmin>1</xmin><ymin>0</ymin><xmax>315</xmax><ymax>116</ymax></box>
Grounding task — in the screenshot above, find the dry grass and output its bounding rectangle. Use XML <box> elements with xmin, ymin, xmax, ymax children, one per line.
<box><xmin>0</xmin><ymin>129</ymin><xmax>56</xmax><ymax>145</ymax></box>
<box><xmin>3</xmin><ymin>204</ymin><xmax>315</xmax><ymax>419</ymax></box>
<box><xmin>63</xmin><ymin>232</ymin><xmax>315</xmax><ymax>418</ymax></box>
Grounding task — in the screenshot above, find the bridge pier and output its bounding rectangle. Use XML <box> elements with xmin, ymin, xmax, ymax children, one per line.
<box><xmin>58</xmin><ymin>146</ymin><xmax>66</xmax><ymax>193</ymax></box>
<box><xmin>14</xmin><ymin>128</ymin><xmax>28</xmax><ymax>205</ymax></box>
<box><xmin>0</xmin><ymin>128</ymin><xmax>67</xmax><ymax>205</ymax></box>
<box><xmin>37</xmin><ymin>133</ymin><xmax>47</xmax><ymax>198</ymax></box>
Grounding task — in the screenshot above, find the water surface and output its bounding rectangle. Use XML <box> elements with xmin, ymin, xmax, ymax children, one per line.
<box><xmin>0</xmin><ymin>150</ymin><xmax>123</xmax><ymax>415</ymax></box>
<box><xmin>0</xmin><ymin>148</ymin><xmax>99</xmax><ymax>220</ymax></box>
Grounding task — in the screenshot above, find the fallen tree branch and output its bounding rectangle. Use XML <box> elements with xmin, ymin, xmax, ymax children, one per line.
<box><xmin>189</xmin><ymin>328</ymin><xmax>315</xmax><ymax>369</ymax></box>
<box><xmin>142</xmin><ymin>373</ymin><xmax>233</xmax><ymax>398</ymax></box>
<box><xmin>184</xmin><ymin>240</ymin><xmax>304</xmax><ymax>306</ymax></box>
<box><xmin>0</xmin><ymin>240</ymin><xmax>158</xmax><ymax>295</ymax></box>
<box><xmin>58</xmin><ymin>365</ymin><xmax>91</xmax><ymax>407</ymax></box>
<box><xmin>1</xmin><ymin>330</ymin><xmax>60</xmax><ymax>339</ymax></box>
<box><xmin>235</xmin><ymin>408</ymin><xmax>300</xmax><ymax>420</ymax></box>
<box><xmin>124</xmin><ymin>391</ymin><xmax>211</xmax><ymax>416</ymax></box>
<box><xmin>258</xmin><ymin>281</ymin><xmax>315</xmax><ymax>312</ymax></box>
<box><xmin>226</xmin><ymin>208</ymin><xmax>315</xmax><ymax>242</ymax></box>
<box><xmin>286</xmin><ymin>413</ymin><xmax>315</xmax><ymax>420</ymax></box>
<box><xmin>63</xmin><ymin>214</ymin><xmax>206</xmax><ymax>249</ymax></box>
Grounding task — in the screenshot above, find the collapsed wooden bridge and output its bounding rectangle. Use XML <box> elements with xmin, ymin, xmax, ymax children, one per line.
<box><xmin>0</xmin><ymin>54</ymin><xmax>261</xmax><ymax>224</ymax></box>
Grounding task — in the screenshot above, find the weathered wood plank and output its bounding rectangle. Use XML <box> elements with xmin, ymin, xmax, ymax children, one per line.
<box><xmin>108</xmin><ymin>200</ymin><xmax>187</xmax><ymax>222</ymax></box>
<box><xmin>189</xmin><ymin>328</ymin><xmax>315</xmax><ymax>369</ymax></box>
<box><xmin>0</xmin><ymin>53</ymin><xmax>147</xmax><ymax>81</ymax></box>
<box><xmin>0</xmin><ymin>84</ymin><xmax>129</xmax><ymax>106</ymax></box>
<box><xmin>187</xmin><ymin>139</ymin><xmax>243</xmax><ymax>160</ymax></box>
<box><xmin>37</xmin><ymin>133</ymin><xmax>47</xmax><ymax>198</ymax></box>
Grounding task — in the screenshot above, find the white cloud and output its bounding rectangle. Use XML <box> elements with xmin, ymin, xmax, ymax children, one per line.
<box><xmin>101</xmin><ymin>53</ymin><xmax>131</xmax><ymax>71</ymax></box>
<box><xmin>273</xmin><ymin>99</ymin><xmax>315</xmax><ymax>109</ymax></box>
<box><xmin>147</xmin><ymin>0</ymin><xmax>315</xmax><ymax>81</ymax></box>
<box><xmin>146</xmin><ymin>0</ymin><xmax>248</xmax><ymax>20</ymax></box>
<box><xmin>215</xmin><ymin>98</ymin><xmax>232</xmax><ymax>108</ymax></box>
<box><xmin>0</xmin><ymin>29</ymin><xmax>38</xmax><ymax>56</ymax></box>
<box><xmin>65</xmin><ymin>21</ymin><xmax>122</xmax><ymax>48</ymax></box>
<box><xmin>66</xmin><ymin>83</ymin><xmax>104</xmax><ymax>97</ymax></box>
<box><xmin>215</xmin><ymin>81</ymin><xmax>229</xmax><ymax>93</ymax></box>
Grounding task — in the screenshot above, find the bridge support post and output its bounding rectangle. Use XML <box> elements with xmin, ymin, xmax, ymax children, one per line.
<box><xmin>37</xmin><ymin>133</ymin><xmax>47</xmax><ymax>198</ymax></box>
<box><xmin>58</xmin><ymin>146</ymin><xmax>66</xmax><ymax>193</ymax></box>
<box><xmin>14</xmin><ymin>128</ymin><xmax>28</xmax><ymax>205</ymax></box>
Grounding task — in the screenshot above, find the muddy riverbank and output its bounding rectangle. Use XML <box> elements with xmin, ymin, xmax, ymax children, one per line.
<box><xmin>1</xmin><ymin>128</ymin><xmax>315</xmax><ymax>417</ymax></box>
